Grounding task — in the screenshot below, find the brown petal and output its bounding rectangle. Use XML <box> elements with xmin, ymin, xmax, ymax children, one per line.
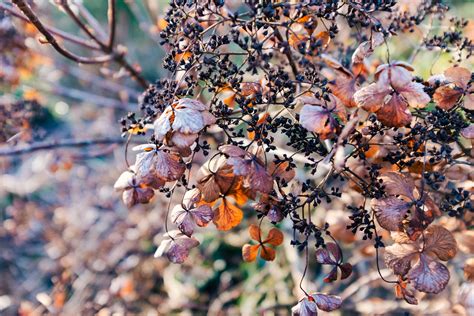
<box><xmin>259</xmin><ymin>245</ymin><xmax>276</xmax><ymax>261</ymax></box>
<box><xmin>219</xmin><ymin>144</ymin><xmax>248</xmax><ymax>157</ymax></box>
<box><xmin>248</xmin><ymin>162</ymin><xmax>274</xmax><ymax>193</ymax></box>
<box><xmin>213</xmin><ymin>199</ymin><xmax>243</xmax><ymax>231</ymax></box>
<box><xmin>311</xmin><ymin>293</ymin><xmax>342</xmax><ymax>312</ymax></box>
<box><xmin>299</xmin><ymin>104</ymin><xmax>336</xmax><ymax>139</ymax></box>
<box><xmin>381</xmin><ymin>172</ymin><xmax>416</xmax><ymax>200</ymax></box>
<box><xmin>384</xmin><ymin>242</ymin><xmax>418</xmax><ymax>276</ymax></box>
<box><xmin>376</xmin><ymin>93</ymin><xmax>412</xmax><ymax>127</ymax></box>
<box><xmin>444</xmin><ymin>66</ymin><xmax>471</xmax><ymax>89</ymax></box>
<box><xmin>423</xmin><ymin>225</ymin><xmax>457</xmax><ymax>261</ymax></box>
<box><xmin>339</xmin><ymin>262</ymin><xmax>353</xmax><ymax>280</ymax></box>
<box><xmin>154</xmin><ymin>150</ymin><xmax>186</xmax><ymax>181</ymax></box>
<box><xmin>264</xmin><ymin>228</ymin><xmax>284</xmax><ymax>246</ymax></box>
<box><xmin>376</xmin><ymin>62</ymin><xmax>414</xmax><ymax>88</ymax></box>
<box><xmin>242</xmin><ymin>244</ymin><xmax>260</xmax><ymax>262</ymax></box>
<box><xmin>407</xmin><ymin>254</ymin><xmax>450</xmax><ymax>294</ymax></box>
<box><xmin>398</xmin><ymin>82</ymin><xmax>430</xmax><ymax>108</ymax></box>
<box><xmin>373</xmin><ymin>197</ymin><xmax>410</xmax><ymax>231</ymax></box>
<box><xmin>171</xmin><ymin>205</ymin><xmax>195</xmax><ymax>237</ymax></box>
<box><xmin>433</xmin><ymin>85</ymin><xmax>463</xmax><ymax>110</ymax></box>
<box><xmin>354</xmin><ymin>82</ymin><xmax>390</xmax><ymax>113</ymax></box>
<box><xmin>329</xmin><ymin>75</ymin><xmax>358</xmax><ymax>108</ymax></box>
<box><xmin>249</xmin><ymin>224</ymin><xmax>262</xmax><ymax>242</ymax></box>
<box><xmin>268</xmin><ymin>161</ymin><xmax>295</xmax><ymax>183</ymax></box>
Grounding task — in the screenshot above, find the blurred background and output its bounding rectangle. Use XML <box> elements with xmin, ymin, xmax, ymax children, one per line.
<box><xmin>0</xmin><ymin>0</ymin><xmax>473</xmax><ymax>315</ymax></box>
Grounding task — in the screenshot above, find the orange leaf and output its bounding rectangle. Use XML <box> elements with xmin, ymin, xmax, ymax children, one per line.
<box><xmin>213</xmin><ymin>199</ymin><xmax>243</xmax><ymax>230</ymax></box>
<box><xmin>264</xmin><ymin>228</ymin><xmax>284</xmax><ymax>246</ymax></box>
<box><xmin>259</xmin><ymin>245</ymin><xmax>276</xmax><ymax>261</ymax></box>
<box><xmin>242</xmin><ymin>244</ymin><xmax>260</xmax><ymax>262</ymax></box>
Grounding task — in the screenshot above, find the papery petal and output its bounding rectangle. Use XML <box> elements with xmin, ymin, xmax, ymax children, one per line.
<box><xmin>114</xmin><ymin>170</ymin><xmax>134</xmax><ymax>190</ymax></box>
<box><xmin>329</xmin><ymin>75</ymin><xmax>358</xmax><ymax>108</ymax></box>
<box><xmin>242</xmin><ymin>244</ymin><xmax>260</xmax><ymax>262</ymax></box>
<box><xmin>399</xmin><ymin>82</ymin><xmax>430</xmax><ymax>108</ymax></box>
<box><xmin>407</xmin><ymin>254</ymin><xmax>450</xmax><ymax>294</ymax></box>
<box><xmin>248</xmin><ymin>162</ymin><xmax>273</xmax><ymax>193</ymax></box>
<box><xmin>444</xmin><ymin>66</ymin><xmax>471</xmax><ymax>89</ymax></box>
<box><xmin>259</xmin><ymin>245</ymin><xmax>276</xmax><ymax>261</ymax></box>
<box><xmin>354</xmin><ymin>82</ymin><xmax>390</xmax><ymax>112</ymax></box>
<box><xmin>170</xmin><ymin>132</ymin><xmax>198</xmax><ymax>148</ymax></box>
<box><xmin>291</xmin><ymin>297</ymin><xmax>318</xmax><ymax>316</ymax></box>
<box><xmin>340</xmin><ymin>262</ymin><xmax>353</xmax><ymax>280</ymax></box>
<box><xmin>299</xmin><ymin>105</ymin><xmax>335</xmax><ymax>138</ymax></box>
<box><xmin>154</xmin><ymin>231</ymin><xmax>199</xmax><ymax>264</ymax></box>
<box><xmin>263</xmin><ymin>228</ymin><xmax>283</xmax><ymax>246</ymax></box>
<box><xmin>311</xmin><ymin>293</ymin><xmax>342</xmax><ymax>312</ymax></box>
<box><xmin>461</xmin><ymin>125</ymin><xmax>474</xmax><ymax>139</ymax></box>
<box><xmin>423</xmin><ymin>225</ymin><xmax>457</xmax><ymax>261</ymax></box>
<box><xmin>381</xmin><ymin>172</ymin><xmax>416</xmax><ymax>199</ymax></box>
<box><xmin>190</xmin><ymin>205</ymin><xmax>214</xmax><ymax>227</ymax></box>
<box><xmin>376</xmin><ymin>94</ymin><xmax>412</xmax><ymax>127</ymax></box>
<box><xmin>175</xmin><ymin>98</ymin><xmax>208</xmax><ymax>111</ymax></box>
<box><xmin>384</xmin><ymin>243</ymin><xmax>418</xmax><ymax>276</ymax></box>
<box><xmin>172</xmin><ymin>107</ymin><xmax>204</xmax><ymax>134</ymax></box>
<box><xmin>219</xmin><ymin>144</ymin><xmax>248</xmax><ymax>157</ymax></box>
<box><xmin>433</xmin><ymin>85</ymin><xmax>462</xmax><ymax>110</ymax></box>
<box><xmin>154</xmin><ymin>150</ymin><xmax>185</xmax><ymax>181</ymax></box>
<box><xmin>249</xmin><ymin>224</ymin><xmax>262</xmax><ymax>242</ymax></box>
<box><xmin>153</xmin><ymin>108</ymin><xmax>173</xmax><ymax>140</ymax></box>
<box><xmin>372</xmin><ymin>197</ymin><xmax>410</xmax><ymax>231</ymax></box>
<box><xmin>213</xmin><ymin>199</ymin><xmax>243</xmax><ymax>231</ymax></box>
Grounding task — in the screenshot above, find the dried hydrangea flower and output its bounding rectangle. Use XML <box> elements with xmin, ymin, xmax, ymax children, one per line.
<box><xmin>154</xmin><ymin>230</ymin><xmax>200</xmax><ymax>264</ymax></box>
<box><xmin>133</xmin><ymin>144</ymin><xmax>185</xmax><ymax>183</ymax></box>
<box><xmin>171</xmin><ymin>188</ymin><xmax>214</xmax><ymax>237</ymax></box>
<box><xmin>291</xmin><ymin>293</ymin><xmax>342</xmax><ymax>316</ymax></box>
<box><xmin>114</xmin><ymin>167</ymin><xmax>158</xmax><ymax>208</ymax></box>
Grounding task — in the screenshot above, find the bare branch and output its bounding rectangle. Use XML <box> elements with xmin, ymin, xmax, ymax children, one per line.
<box><xmin>0</xmin><ymin>137</ymin><xmax>125</xmax><ymax>156</ymax></box>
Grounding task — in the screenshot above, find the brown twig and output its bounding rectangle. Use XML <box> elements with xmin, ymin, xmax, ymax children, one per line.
<box><xmin>0</xmin><ymin>2</ymin><xmax>101</xmax><ymax>50</ymax></box>
<box><xmin>0</xmin><ymin>137</ymin><xmax>126</xmax><ymax>156</ymax></box>
<box><xmin>11</xmin><ymin>0</ymin><xmax>114</xmax><ymax>64</ymax></box>
<box><xmin>107</xmin><ymin>0</ymin><xmax>116</xmax><ymax>50</ymax></box>
<box><xmin>10</xmin><ymin>0</ymin><xmax>149</xmax><ymax>88</ymax></box>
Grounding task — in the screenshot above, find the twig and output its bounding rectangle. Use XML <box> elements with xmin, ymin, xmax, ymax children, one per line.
<box><xmin>0</xmin><ymin>2</ymin><xmax>101</xmax><ymax>50</ymax></box>
<box><xmin>107</xmin><ymin>0</ymin><xmax>116</xmax><ymax>50</ymax></box>
<box><xmin>0</xmin><ymin>137</ymin><xmax>125</xmax><ymax>156</ymax></box>
<box><xmin>11</xmin><ymin>0</ymin><xmax>114</xmax><ymax>64</ymax></box>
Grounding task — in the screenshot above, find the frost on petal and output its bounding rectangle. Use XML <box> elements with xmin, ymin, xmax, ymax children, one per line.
<box><xmin>353</xmin><ymin>82</ymin><xmax>390</xmax><ymax>112</ymax></box>
<box><xmin>153</xmin><ymin>108</ymin><xmax>173</xmax><ymax>141</ymax></box>
<box><xmin>291</xmin><ymin>297</ymin><xmax>318</xmax><ymax>316</ymax></box>
<box><xmin>407</xmin><ymin>254</ymin><xmax>450</xmax><ymax>294</ymax></box>
<box><xmin>172</xmin><ymin>107</ymin><xmax>205</xmax><ymax>134</ymax></box>
<box><xmin>376</xmin><ymin>94</ymin><xmax>412</xmax><ymax>127</ymax></box>
<box><xmin>175</xmin><ymin>98</ymin><xmax>208</xmax><ymax>111</ymax></box>
<box><xmin>423</xmin><ymin>225</ymin><xmax>457</xmax><ymax>261</ymax></box>
<box><xmin>433</xmin><ymin>85</ymin><xmax>463</xmax><ymax>110</ymax></box>
<box><xmin>399</xmin><ymin>82</ymin><xmax>430</xmax><ymax>108</ymax></box>
<box><xmin>384</xmin><ymin>242</ymin><xmax>418</xmax><ymax>276</ymax></box>
<box><xmin>154</xmin><ymin>231</ymin><xmax>200</xmax><ymax>264</ymax></box>
<box><xmin>311</xmin><ymin>293</ymin><xmax>342</xmax><ymax>312</ymax></box>
<box><xmin>381</xmin><ymin>172</ymin><xmax>416</xmax><ymax>200</ymax></box>
<box><xmin>372</xmin><ymin>197</ymin><xmax>410</xmax><ymax>231</ymax></box>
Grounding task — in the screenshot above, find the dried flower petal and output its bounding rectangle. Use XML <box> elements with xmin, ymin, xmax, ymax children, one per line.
<box><xmin>407</xmin><ymin>254</ymin><xmax>450</xmax><ymax>294</ymax></box>
<box><xmin>154</xmin><ymin>230</ymin><xmax>200</xmax><ymax>264</ymax></box>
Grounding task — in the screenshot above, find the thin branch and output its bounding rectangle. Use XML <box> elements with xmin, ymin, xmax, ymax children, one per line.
<box><xmin>11</xmin><ymin>0</ymin><xmax>114</xmax><ymax>64</ymax></box>
<box><xmin>0</xmin><ymin>137</ymin><xmax>125</xmax><ymax>156</ymax></box>
<box><xmin>107</xmin><ymin>0</ymin><xmax>116</xmax><ymax>50</ymax></box>
<box><xmin>0</xmin><ymin>2</ymin><xmax>101</xmax><ymax>50</ymax></box>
